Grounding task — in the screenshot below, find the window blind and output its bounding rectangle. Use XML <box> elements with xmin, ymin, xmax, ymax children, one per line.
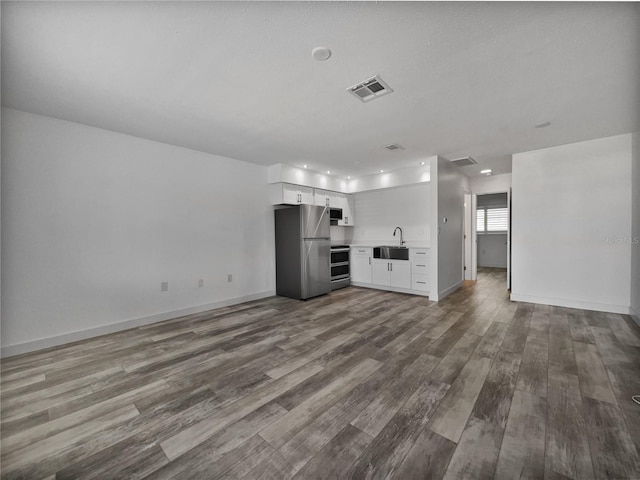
<box><xmin>476</xmin><ymin>207</ymin><xmax>508</xmax><ymax>232</ymax></box>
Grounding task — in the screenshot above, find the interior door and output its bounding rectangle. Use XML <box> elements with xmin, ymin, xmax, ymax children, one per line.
<box><xmin>464</xmin><ymin>193</ymin><xmax>472</xmax><ymax>281</ymax></box>
<box><xmin>507</xmin><ymin>188</ymin><xmax>512</xmax><ymax>290</ymax></box>
<box><xmin>471</xmin><ymin>194</ymin><xmax>478</xmax><ymax>281</ymax></box>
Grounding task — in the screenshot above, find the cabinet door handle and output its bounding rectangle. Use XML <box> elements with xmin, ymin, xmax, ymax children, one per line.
<box><xmin>417</xmin><ymin>281</ymin><xmax>426</xmax><ymax>284</ymax></box>
<box><xmin>417</xmin><ymin>264</ymin><xmax>426</xmax><ymax>267</ymax></box>
<box><xmin>369</xmin><ymin>257</ymin><xmax>371</xmax><ymax>265</ymax></box>
<box><xmin>390</xmin><ymin>263</ymin><xmax>393</xmax><ymax>272</ymax></box>
<box><xmin>345</xmin><ymin>217</ymin><xmax>348</xmax><ymax>224</ymax></box>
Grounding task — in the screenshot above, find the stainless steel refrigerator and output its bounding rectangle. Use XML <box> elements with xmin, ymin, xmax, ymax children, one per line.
<box><xmin>275</xmin><ymin>205</ymin><xmax>331</xmax><ymax>300</ymax></box>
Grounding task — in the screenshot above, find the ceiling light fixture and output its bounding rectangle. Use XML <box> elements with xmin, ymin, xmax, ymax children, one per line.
<box><xmin>380</xmin><ymin>170</ymin><xmax>384</xmax><ymax>173</ymax></box>
<box><xmin>347</xmin><ymin>176</ymin><xmax>351</xmax><ymax>179</ymax></box>
<box><xmin>303</xmin><ymin>164</ymin><xmax>308</xmax><ymax>168</ymax></box>
<box><xmin>312</xmin><ymin>46</ymin><xmax>332</xmax><ymax>61</ymax></box>
<box><xmin>327</xmin><ymin>170</ymin><xmax>331</xmax><ymax>174</ymax></box>
<box><xmin>480</xmin><ymin>169</ymin><xmax>492</xmax><ymax>175</ymax></box>
<box><xmin>419</xmin><ymin>161</ymin><xmax>425</xmax><ymax>165</ymax></box>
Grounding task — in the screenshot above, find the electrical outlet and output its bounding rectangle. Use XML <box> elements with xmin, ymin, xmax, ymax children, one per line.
<box><xmin>161</xmin><ymin>281</ymin><xmax>169</xmax><ymax>292</ymax></box>
<box><xmin>227</xmin><ymin>274</ymin><xmax>233</xmax><ymax>283</ymax></box>
<box><xmin>198</xmin><ymin>279</ymin><xmax>204</xmax><ymax>288</ymax></box>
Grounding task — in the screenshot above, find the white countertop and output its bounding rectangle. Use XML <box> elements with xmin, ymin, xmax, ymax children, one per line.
<box><xmin>349</xmin><ymin>243</ymin><xmax>430</xmax><ymax>248</ymax></box>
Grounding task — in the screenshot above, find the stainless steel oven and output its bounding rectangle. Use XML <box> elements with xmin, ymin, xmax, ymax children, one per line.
<box><xmin>330</xmin><ymin>245</ymin><xmax>350</xmax><ymax>290</ymax></box>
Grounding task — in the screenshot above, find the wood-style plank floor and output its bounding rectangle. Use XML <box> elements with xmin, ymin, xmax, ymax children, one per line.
<box><xmin>2</xmin><ymin>267</ymin><xmax>640</xmax><ymax>479</ymax></box>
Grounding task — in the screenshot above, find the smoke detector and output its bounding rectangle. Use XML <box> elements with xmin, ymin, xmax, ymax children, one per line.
<box><xmin>450</xmin><ymin>156</ymin><xmax>478</xmax><ymax>167</ymax></box>
<box><xmin>348</xmin><ymin>75</ymin><xmax>393</xmax><ymax>103</ymax></box>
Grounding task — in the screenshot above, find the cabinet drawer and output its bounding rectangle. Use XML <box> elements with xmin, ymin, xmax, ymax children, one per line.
<box><xmin>410</xmin><ymin>248</ymin><xmax>430</xmax><ymax>259</ymax></box>
<box><xmin>352</xmin><ymin>247</ymin><xmax>372</xmax><ymax>256</ymax></box>
<box><xmin>411</xmin><ymin>274</ymin><xmax>430</xmax><ymax>292</ymax></box>
<box><xmin>411</xmin><ymin>261</ymin><xmax>430</xmax><ymax>274</ymax></box>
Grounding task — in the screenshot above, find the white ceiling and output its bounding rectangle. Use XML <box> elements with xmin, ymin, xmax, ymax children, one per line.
<box><xmin>2</xmin><ymin>2</ymin><xmax>638</xmax><ymax>178</ymax></box>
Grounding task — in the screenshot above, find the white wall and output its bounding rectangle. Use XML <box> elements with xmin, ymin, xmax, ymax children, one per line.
<box><xmin>1</xmin><ymin>108</ymin><xmax>275</xmax><ymax>356</ymax></box>
<box><xmin>631</xmin><ymin>131</ymin><xmax>640</xmax><ymax>323</ymax></box>
<box><xmin>347</xmin><ymin>161</ymin><xmax>432</xmax><ymax>193</ymax></box>
<box><xmin>512</xmin><ymin>134</ymin><xmax>633</xmax><ymax>313</ymax></box>
<box><xmin>470</xmin><ymin>173</ymin><xmax>512</xmax><ymax>195</ymax></box>
<box><xmin>431</xmin><ymin>156</ymin><xmax>468</xmax><ymax>300</ymax></box>
<box><xmin>478</xmin><ymin>235</ymin><xmax>508</xmax><ymax>268</ymax></box>
<box><xmin>329</xmin><ymin>225</ymin><xmax>353</xmax><ymax>245</ymax></box>
<box><xmin>351</xmin><ymin>184</ymin><xmax>430</xmax><ymax>245</ymax></box>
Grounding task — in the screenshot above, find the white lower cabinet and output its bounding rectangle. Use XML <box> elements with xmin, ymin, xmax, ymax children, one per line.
<box><xmin>372</xmin><ymin>260</ymin><xmax>390</xmax><ymax>286</ymax></box>
<box><xmin>372</xmin><ymin>259</ymin><xmax>411</xmax><ymax>289</ymax></box>
<box><xmin>411</xmin><ymin>274</ymin><xmax>430</xmax><ymax>292</ymax></box>
<box><xmin>410</xmin><ymin>247</ymin><xmax>430</xmax><ymax>292</ymax></box>
<box><xmin>351</xmin><ymin>247</ymin><xmax>372</xmax><ymax>284</ymax></box>
<box><xmin>352</xmin><ymin>246</ymin><xmax>430</xmax><ymax>296</ymax></box>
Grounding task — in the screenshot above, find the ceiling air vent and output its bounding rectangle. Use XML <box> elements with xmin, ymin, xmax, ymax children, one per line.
<box><xmin>450</xmin><ymin>156</ymin><xmax>478</xmax><ymax>167</ymax></box>
<box><xmin>348</xmin><ymin>75</ymin><xmax>393</xmax><ymax>103</ymax></box>
<box><xmin>384</xmin><ymin>144</ymin><xmax>404</xmax><ymax>151</ymax></box>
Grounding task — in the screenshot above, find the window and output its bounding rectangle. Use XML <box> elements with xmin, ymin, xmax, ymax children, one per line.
<box><xmin>476</xmin><ymin>209</ymin><xmax>485</xmax><ymax>233</ymax></box>
<box><xmin>476</xmin><ymin>207</ymin><xmax>508</xmax><ymax>232</ymax></box>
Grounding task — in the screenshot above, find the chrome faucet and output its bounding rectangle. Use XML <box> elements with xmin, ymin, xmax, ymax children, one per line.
<box><xmin>393</xmin><ymin>226</ymin><xmax>405</xmax><ymax>246</ymax></box>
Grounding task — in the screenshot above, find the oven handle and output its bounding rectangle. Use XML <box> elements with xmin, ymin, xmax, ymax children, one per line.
<box><xmin>330</xmin><ymin>248</ymin><xmax>351</xmax><ymax>253</ymax></box>
<box><xmin>330</xmin><ymin>261</ymin><xmax>350</xmax><ymax>267</ymax></box>
<box><xmin>331</xmin><ymin>274</ymin><xmax>351</xmax><ymax>281</ymax></box>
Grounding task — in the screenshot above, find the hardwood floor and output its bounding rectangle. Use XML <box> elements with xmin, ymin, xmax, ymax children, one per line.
<box><xmin>2</xmin><ymin>267</ymin><xmax>640</xmax><ymax>479</ymax></box>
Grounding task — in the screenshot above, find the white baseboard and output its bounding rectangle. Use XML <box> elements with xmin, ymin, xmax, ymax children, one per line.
<box><xmin>509</xmin><ymin>292</ymin><xmax>631</xmax><ymax>315</ymax></box>
<box><xmin>0</xmin><ymin>290</ymin><xmax>276</xmax><ymax>358</ymax></box>
<box><xmin>438</xmin><ymin>281</ymin><xmax>464</xmax><ymax>301</ymax></box>
<box><xmin>630</xmin><ymin>306</ymin><xmax>640</xmax><ymax>327</ymax></box>
<box><xmin>350</xmin><ymin>282</ymin><xmax>429</xmax><ymax>297</ymax></box>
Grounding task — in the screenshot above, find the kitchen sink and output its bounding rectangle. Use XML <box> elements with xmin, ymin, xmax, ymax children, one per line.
<box><xmin>373</xmin><ymin>246</ymin><xmax>409</xmax><ymax>260</ymax></box>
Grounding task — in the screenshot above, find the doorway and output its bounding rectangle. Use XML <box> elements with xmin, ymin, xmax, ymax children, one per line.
<box><xmin>472</xmin><ymin>192</ymin><xmax>511</xmax><ymax>289</ymax></box>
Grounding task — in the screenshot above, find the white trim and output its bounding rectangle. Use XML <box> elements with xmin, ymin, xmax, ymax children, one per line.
<box><xmin>438</xmin><ymin>281</ymin><xmax>464</xmax><ymax>300</ymax></box>
<box><xmin>0</xmin><ymin>290</ymin><xmax>275</xmax><ymax>358</ymax></box>
<box><xmin>631</xmin><ymin>306</ymin><xmax>640</xmax><ymax>327</ymax></box>
<box><xmin>350</xmin><ymin>282</ymin><xmax>429</xmax><ymax>297</ymax></box>
<box><xmin>510</xmin><ymin>293</ymin><xmax>631</xmax><ymax>315</ymax></box>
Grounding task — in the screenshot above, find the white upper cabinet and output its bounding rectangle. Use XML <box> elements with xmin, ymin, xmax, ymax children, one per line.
<box><xmin>270</xmin><ymin>184</ymin><xmax>353</xmax><ymax>225</ymax></box>
<box><xmin>314</xmin><ymin>189</ymin><xmax>339</xmax><ymax>208</ymax></box>
<box><xmin>336</xmin><ymin>194</ymin><xmax>355</xmax><ymax>226</ymax></box>
<box><xmin>269</xmin><ymin>183</ymin><xmax>314</xmax><ymax>205</ymax></box>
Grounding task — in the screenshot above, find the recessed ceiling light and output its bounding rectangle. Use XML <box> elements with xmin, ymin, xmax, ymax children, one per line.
<box><xmin>480</xmin><ymin>169</ymin><xmax>493</xmax><ymax>175</ymax></box>
<box><xmin>303</xmin><ymin>164</ymin><xmax>308</xmax><ymax>168</ymax></box>
<box><xmin>419</xmin><ymin>161</ymin><xmax>425</xmax><ymax>165</ymax></box>
<box><xmin>535</xmin><ymin>121</ymin><xmax>551</xmax><ymax>128</ymax></box>
<box><xmin>380</xmin><ymin>170</ymin><xmax>384</xmax><ymax>173</ymax></box>
<box><xmin>327</xmin><ymin>170</ymin><xmax>331</xmax><ymax>174</ymax></box>
<box><xmin>312</xmin><ymin>46</ymin><xmax>332</xmax><ymax>61</ymax></box>
<box><xmin>347</xmin><ymin>176</ymin><xmax>351</xmax><ymax>179</ymax></box>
